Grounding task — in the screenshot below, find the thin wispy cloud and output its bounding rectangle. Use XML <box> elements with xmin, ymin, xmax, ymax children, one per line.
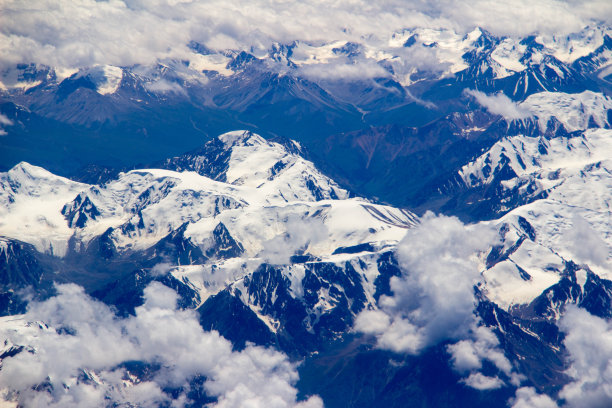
<box><xmin>465</xmin><ymin>89</ymin><xmax>533</xmax><ymax>120</ymax></box>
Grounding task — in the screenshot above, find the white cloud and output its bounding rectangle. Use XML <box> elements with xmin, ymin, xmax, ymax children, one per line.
<box><xmin>0</xmin><ymin>113</ymin><xmax>12</xmax><ymax>126</ymax></box>
<box><xmin>510</xmin><ymin>387</ymin><xmax>559</xmax><ymax>408</ymax></box>
<box><xmin>0</xmin><ymin>0</ymin><xmax>610</xmax><ymax>74</ymax></box>
<box><xmin>0</xmin><ymin>282</ymin><xmax>323</xmax><ymax>408</ymax></box>
<box><xmin>465</xmin><ymin>89</ymin><xmax>533</xmax><ymax>119</ymax></box>
<box><xmin>557</xmin><ymin>306</ymin><xmax>612</xmax><ymax>408</ymax></box>
<box><xmin>259</xmin><ymin>214</ymin><xmax>328</xmax><ymax>265</ymax></box>
<box><xmin>354</xmin><ymin>213</ymin><xmax>520</xmax><ymax>390</ymax></box>
<box><xmin>448</xmin><ymin>326</ymin><xmax>512</xmax><ymax>376</ymax></box>
<box><xmin>462</xmin><ymin>372</ymin><xmax>504</xmax><ymax>390</ymax></box>
<box><xmin>564</xmin><ymin>214</ymin><xmax>610</xmax><ymax>267</ymax></box>
<box><xmin>150</xmin><ymin>262</ymin><xmax>173</xmax><ymax>277</ymax></box>
<box><xmin>0</xmin><ymin>113</ymin><xmax>12</xmax><ymax>136</ymax></box>
<box><xmin>144</xmin><ymin>79</ymin><xmax>188</xmax><ymax>95</ymax></box>
<box><xmin>355</xmin><ymin>212</ymin><xmax>497</xmax><ymax>353</ymax></box>
<box><xmin>298</xmin><ymin>56</ymin><xmax>390</xmax><ymax>80</ymax></box>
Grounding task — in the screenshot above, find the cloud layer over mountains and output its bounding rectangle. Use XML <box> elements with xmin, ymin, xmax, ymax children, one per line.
<box><xmin>0</xmin><ymin>283</ymin><xmax>322</xmax><ymax>408</ymax></box>
<box><xmin>355</xmin><ymin>214</ymin><xmax>520</xmax><ymax>390</ymax></box>
<box><xmin>1</xmin><ymin>0</ymin><xmax>611</xmax><ymax>72</ymax></box>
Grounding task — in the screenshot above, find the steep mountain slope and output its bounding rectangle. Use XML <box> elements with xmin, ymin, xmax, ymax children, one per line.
<box><xmin>0</xmin><ymin>130</ymin><xmax>416</xmax><ymax>288</ymax></box>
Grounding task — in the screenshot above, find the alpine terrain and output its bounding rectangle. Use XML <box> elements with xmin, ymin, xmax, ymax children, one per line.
<box><xmin>0</xmin><ymin>2</ymin><xmax>611</xmax><ymax>407</ymax></box>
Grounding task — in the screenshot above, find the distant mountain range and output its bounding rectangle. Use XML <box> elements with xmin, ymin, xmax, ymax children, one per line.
<box><xmin>1</xmin><ymin>25</ymin><xmax>611</xmax><ymax>216</ymax></box>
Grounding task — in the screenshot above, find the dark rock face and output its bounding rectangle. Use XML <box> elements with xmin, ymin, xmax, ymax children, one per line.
<box><xmin>515</xmin><ymin>262</ymin><xmax>612</xmax><ymax>321</ymax></box>
<box><xmin>62</xmin><ymin>192</ymin><xmax>101</xmax><ymax>228</ymax></box>
<box><xmin>205</xmin><ymin>222</ymin><xmax>244</xmax><ymax>260</ymax></box>
<box><xmin>298</xmin><ymin>338</ymin><xmax>515</xmax><ymax>408</ymax></box>
<box><xmin>0</xmin><ymin>238</ymin><xmax>45</xmax><ymax>316</ymax></box>
<box><xmin>92</xmin><ymin>268</ymin><xmax>200</xmax><ymax>317</ymax></box>
<box><xmin>0</xmin><ymin>238</ymin><xmax>44</xmax><ymax>288</ymax></box>
<box><xmin>196</xmin><ymin>259</ymin><xmax>370</xmax><ymax>357</ymax></box>
<box><xmin>156</xmin><ymin>137</ymin><xmax>235</xmax><ymax>182</ymax></box>
<box><xmin>198</xmin><ymin>290</ymin><xmax>276</xmax><ymax>351</ymax></box>
<box><xmin>144</xmin><ymin>223</ymin><xmax>206</xmax><ymax>266</ymax></box>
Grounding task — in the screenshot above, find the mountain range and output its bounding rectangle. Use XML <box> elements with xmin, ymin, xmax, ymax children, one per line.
<box><xmin>0</xmin><ymin>22</ymin><xmax>611</xmax><ymax>408</ymax></box>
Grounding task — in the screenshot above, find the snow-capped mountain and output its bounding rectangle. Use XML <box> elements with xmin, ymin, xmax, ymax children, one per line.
<box><xmin>0</xmin><ymin>95</ymin><xmax>610</xmax><ymax>407</ymax></box>
<box><xmin>1</xmin><ymin>14</ymin><xmax>612</xmax><ymax>408</ymax></box>
<box><xmin>1</xmin><ymin>25</ymin><xmax>611</xmax><ymax>218</ymax></box>
<box><xmin>0</xmin><ymin>131</ymin><xmax>414</xmax><ymax>259</ymax></box>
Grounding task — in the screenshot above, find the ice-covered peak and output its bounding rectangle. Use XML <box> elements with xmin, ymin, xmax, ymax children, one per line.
<box><xmin>162</xmin><ymin>130</ymin><xmax>348</xmax><ymax>202</ymax></box>
<box><xmin>537</xmin><ymin>25</ymin><xmax>612</xmax><ymax>63</ymax></box>
<box><xmin>8</xmin><ymin>161</ymin><xmax>56</xmax><ymax>181</ymax></box>
<box><xmin>4</xmin><ymin>162</ymin><xmax>85</xmax><ymax>196</ymax></box>
<box><xmin>0</xmin><ymin>162</ymin><xmax>89</xmax><ymax>256</ymax></box>
<box><xmin>217</xmin><ymin>130</ymin><xmax>266</xmax><ymax>148</ymax></box>
<box><xmin>520</xmin><ymin>90</ymin><xmax>612</xmax><ymax>132</ymax></box>
<box><xmin>217</xmin><ymin>131</ymin><xmax>349</xmax><ymax>201</ymax></box>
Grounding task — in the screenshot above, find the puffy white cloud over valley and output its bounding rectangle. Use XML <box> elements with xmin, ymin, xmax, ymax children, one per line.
<box><xmin>0</xmin><ymin>282</ymin><xmax>322</xmax><ymax>408</ymax></box>
<box><xmin>355</xmin><ymin>213</ymin><xmax>517</xmax><ymax>389</ymax></box>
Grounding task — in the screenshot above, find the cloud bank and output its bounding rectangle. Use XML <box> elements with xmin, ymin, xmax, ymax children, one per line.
<box><xmin>510</xmin><ymin>304</ymin><xmax>612</xmax><ymax>408</ymax></box>
<box><xmin>0</xmin><ymin>282</ymin><xmax>322</xmax><ymax>408</ymax></box>
<box><xmin>1</xmin><ymin>0</ymin><xmax>611</xmax><ymax>72</ymax></box>
<box><xmin>556</xmin><ymin>306</ymin><xmax>612</xmax><ymax>408</ymax></box>
<box><xmin>510</xmin><ymin>387</ymin><xmax>559</xmax><ymax>408</ymax></box>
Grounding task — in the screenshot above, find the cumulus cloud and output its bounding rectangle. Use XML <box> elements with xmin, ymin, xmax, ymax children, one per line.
<box><xmin>259</xmin><ymin>214</ymin><xmax>327</xmax><ymax>265</ymax></box>
<box><xmin>354</xmin><ymin>213</ymin><xmax>521</xmax><ymax>390</ymax></box>
<box><xmin>448</xmin><ymin>326</ymin><xmax>512</xmax><ymax>376</ymax></box>
<box><xmin>556</xmin><ymin>306</ymin><xmax>612</xmax><ymax>408</ymax></box>
<box><xmin>355</xmin><ymin>212</ymin><xmax>497</xmax><ymax>353</ymax></box>
<box><xmin>0</xmin><ymin>0</ymin><xmax>610</xmax><ymax>73</ymax></box>
<box><xmin>564</xmin><ymin>214</ymin><xmax>610</xmax><ymax>267</ymax></box>
<box><xmin>0</xmin><ymin>282</ymin><xmax>322</xmax><ymax>408</ymax></box>
<box><xmin>462</xmin><ymin>372</ymin><xmax>504</xmax><ymax>391</ymax></box>
<box><xmin>510</xmin><ymin>387</ymin><xmax>559</xmax><ymax>408</ymax></box>
<box><xmin>509</xmin><ymin>305</ymin><xmax>612</xmax><ymax>407</ymax></box>
<box><xmin>465</xmin><ymin>89</ymin><xmax>533</xmax><ymax>119</ymax></box>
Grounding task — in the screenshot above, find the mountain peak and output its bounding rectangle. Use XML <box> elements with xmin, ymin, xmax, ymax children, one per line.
<box><xmin>217</xmin><ymin>130</ymin><xmax>266</xmax><ymax>148</ymax></box>
<box><xmin>8</xmin><ymin>161</ymin><xmax>60</xmax><ymax>182</ymax></box>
